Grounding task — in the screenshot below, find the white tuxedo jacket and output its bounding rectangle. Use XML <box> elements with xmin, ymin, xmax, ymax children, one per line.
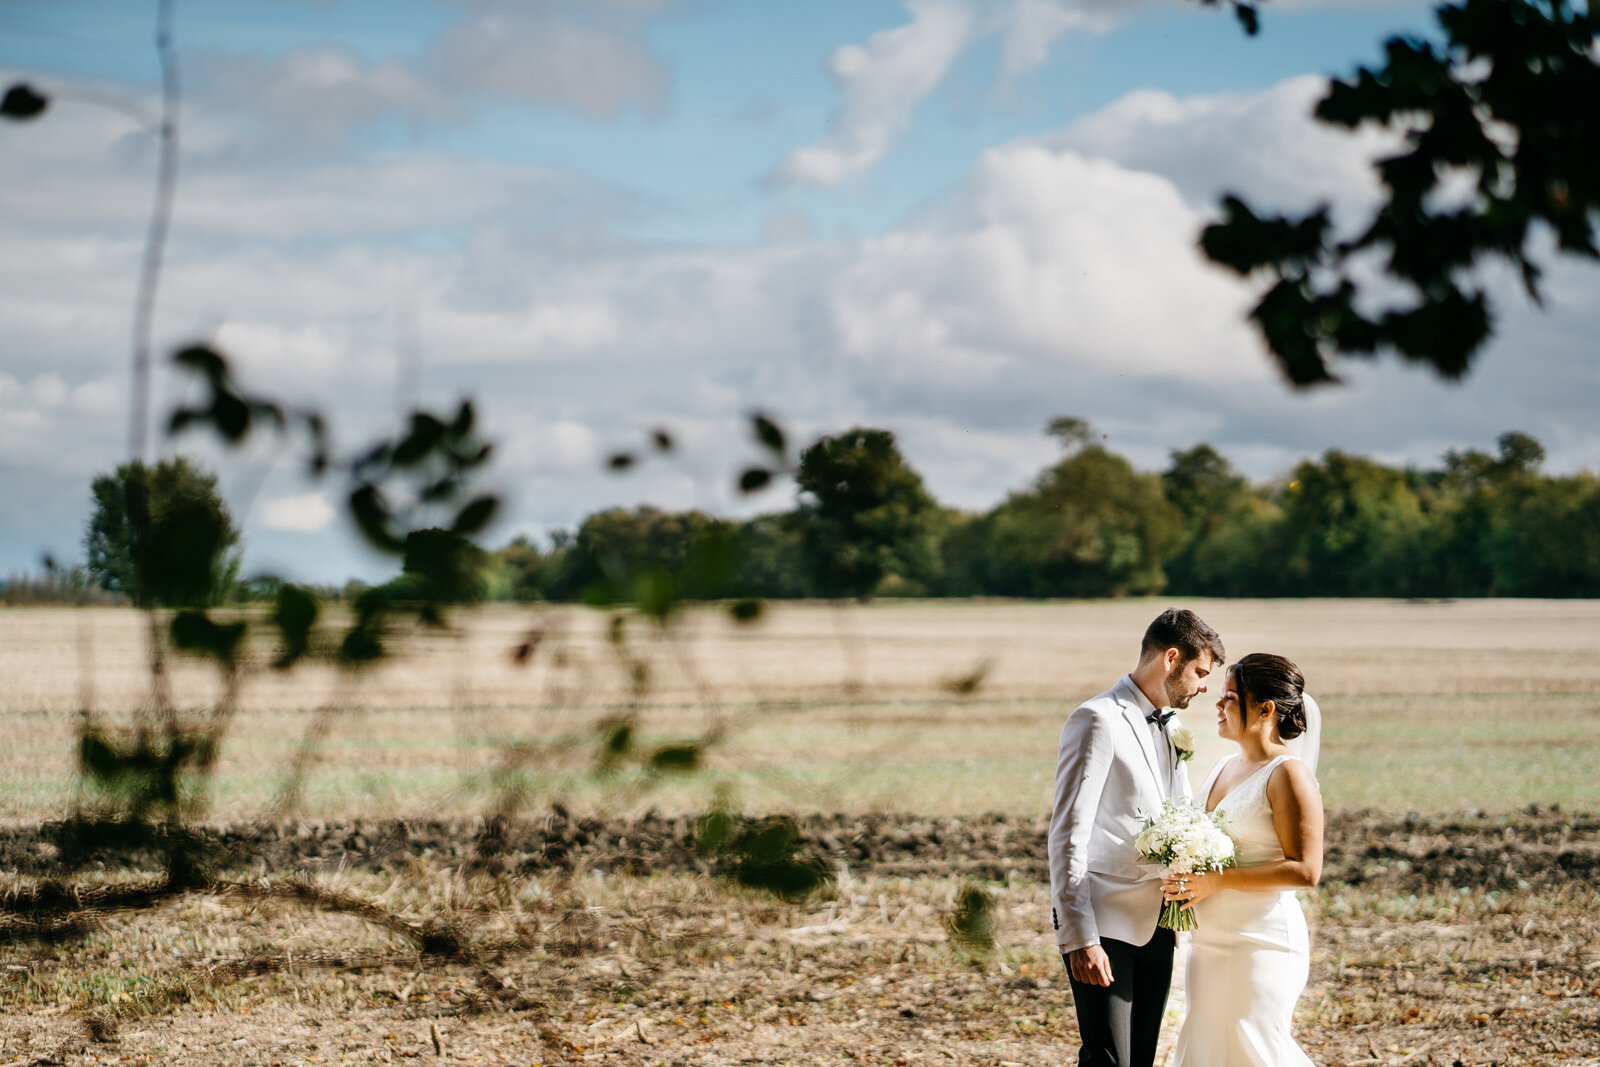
<box><xmin>1049</xmin><ymin>674</ymin><xmax>1193</xmax><ymax>953</ymax></box>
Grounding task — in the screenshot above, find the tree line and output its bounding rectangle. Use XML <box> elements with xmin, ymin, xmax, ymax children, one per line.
<box><xmin>15</xmin><ymin>418</ymin><xmax>1592</xmax><ymax>609</ymax></box>
<box><xmin>486</xmin><ymin>420</ymin><xmax>1599</xmax><ymax>603</ymax></box>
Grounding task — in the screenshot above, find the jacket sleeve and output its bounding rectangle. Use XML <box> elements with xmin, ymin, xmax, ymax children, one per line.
<box><xmin>1048</xmin><ymin>703</ymin><xmax>1113</xmax><ymax>953</ymax></box>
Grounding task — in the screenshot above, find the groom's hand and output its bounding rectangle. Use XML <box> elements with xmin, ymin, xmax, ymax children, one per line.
<box><xmin>1065</xmin><ymin>945</ymin><xmax>1114</xmax><ymax>987</ymax></box>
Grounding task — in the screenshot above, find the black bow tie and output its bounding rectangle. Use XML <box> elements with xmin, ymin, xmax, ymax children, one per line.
<box><xmin>1146</xmin><ymin>708</ymin><xmax>1176</xmax><ymax>727</ymax></box>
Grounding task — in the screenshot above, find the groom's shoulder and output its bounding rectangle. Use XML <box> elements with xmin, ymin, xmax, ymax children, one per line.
<box><xmin>1070</xmin><ymin>684</ymin><xmax>1131</xmax><ymax>720</ymax></box>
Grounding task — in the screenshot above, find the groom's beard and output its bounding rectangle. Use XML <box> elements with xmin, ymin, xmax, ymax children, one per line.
<box><xmin>1163</xmin><ymin>674</ymin><xmax>1196</xmax><ymax>709</ymax></box>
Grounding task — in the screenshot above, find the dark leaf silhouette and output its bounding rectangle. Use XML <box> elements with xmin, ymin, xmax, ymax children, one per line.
<box><xmin>651</xmin><ymin>428</ymin><xmax>674</xmax><ymax>452</ymax></box>
<box><xmin>1199</xmin><ymin>0</ymin><xmax>1600</xmax><ymax>384</ymax></box>
<box><xmin>451</xmin><ymin>495</ymin><xmax>499</xmax><ymax>536</ymax></box>
<box><xmin>270</xmin><ymin>583</ymin><xmax>319</xmax><ymax>669</ymax></box>
<box><xmin>728</xmin><ymin>598</ymin><xmax>765</xmax><ymax>624</ymax></box>
<box><xmin>349</xmin><ymin>486</ymin><xmax>404</xmax><ymax>554</ymax></box>
<box><xmin>648</xmin><ymin>743</ymin><xmax>701</xmax><ymax>773</ymax></box>
<box><xmin>596</xmin><ymin>718</ymin><xmax>634</xmax><ymax>773</ymax></box>
<box><xmin>724</xmin><ymin>817</ymin><xmax>831</xmax><ymax>902</ymax></box>
<box><xmin>1</xmin><ymin>82</ymin><xmax>48</xmax><ymax>120</ymax></box>
<box><xmin>169</xmin><ymin>610</ymin><xmax>246</xmax><ymax>666</ymax></box>
<box><xmin>78</xmin><ymin>732</ymin><xmax>121</xmax><ymax>783</ymax></box>
<box><xmin>738</xmin><ymin>468</ymin><xmax>772</xmax><ymax>494</ymax></box>
<box><xmin>392</xmin><ymin>414</ymin><xmax>445</xmax><ymax>467</ymax></box>
<box><xmin>751</xmin><ymin>413</ymin><xmax>786</xmax><ymax>454</ymax></box>
<box><xmin>608</xmin><ymin>452</ymin><xmax>636</xmax><ymax>471</ymax></box>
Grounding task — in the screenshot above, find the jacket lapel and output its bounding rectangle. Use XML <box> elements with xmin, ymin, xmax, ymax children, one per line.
<box><xmin>1114</xmin><ymin>680</ymin><xmax>1168</xmax><ymax>803</ymax></box>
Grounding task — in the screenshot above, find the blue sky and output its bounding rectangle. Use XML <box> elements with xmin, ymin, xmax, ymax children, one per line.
<box><xmin>2</xmin><ymin>0</ymin><xmax>1595</xmax><ymax>583</ymax></box>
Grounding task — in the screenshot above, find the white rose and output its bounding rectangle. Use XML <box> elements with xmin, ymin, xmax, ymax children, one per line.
<box><xmin>1170</xmin><ymin>724</ymin><xmax>1196</xmax><ymax>761</ymax></box>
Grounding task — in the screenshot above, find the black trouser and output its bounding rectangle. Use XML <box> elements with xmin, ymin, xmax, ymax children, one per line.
<box><xmin>1065</xmin><ymin>928</ymin><xmax>1176</xmax><ymax>1067</ymax></box>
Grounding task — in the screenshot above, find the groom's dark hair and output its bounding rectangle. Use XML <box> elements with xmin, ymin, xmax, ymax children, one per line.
<box><xmin>1140</xmin><ymin>608</ymin><xmax>1224</xmax><ymax>667</ymax></box>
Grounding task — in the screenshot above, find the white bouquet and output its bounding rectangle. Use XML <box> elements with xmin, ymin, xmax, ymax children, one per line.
<box><xmin>1135</xmin><ymin>801</ymin><xmax>1236</xmax><ymax>932</ymax></box>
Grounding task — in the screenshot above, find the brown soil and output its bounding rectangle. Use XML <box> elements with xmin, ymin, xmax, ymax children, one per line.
<box><xmin>2</xmin><ymin>810</ymin><xmax>1597</xmax><ymax>1067</ymax></box>
<box><xmin>5</xmin><ymin>807</ymin><xmax>1597</xmax><ymax>893</ymax></box>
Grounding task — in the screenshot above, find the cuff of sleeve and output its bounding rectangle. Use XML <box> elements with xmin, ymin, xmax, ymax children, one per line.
<box><xmin>1057</xmin><ymin>936</ymin><xmax>1100</xmax><ymax>955</ymax></box>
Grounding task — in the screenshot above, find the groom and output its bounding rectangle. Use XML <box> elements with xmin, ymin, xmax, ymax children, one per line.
<box><xmin>1049</xmin><ymin>608</ymin><xmax>1224</xmax><ymax>1067</ymax></box>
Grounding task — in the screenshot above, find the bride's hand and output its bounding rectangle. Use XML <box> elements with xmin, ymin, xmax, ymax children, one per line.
<box><xmin>1162</xmin><ymin>870</ymin><xmax>1222</xmax><ymax>909</ymax></box>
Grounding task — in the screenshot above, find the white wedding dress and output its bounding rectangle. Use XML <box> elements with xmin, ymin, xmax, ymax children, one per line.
<box><xmin>1172</xmin><ymin>753</ymin><xmax>1317</xmax><ymax>1067</ymax></box>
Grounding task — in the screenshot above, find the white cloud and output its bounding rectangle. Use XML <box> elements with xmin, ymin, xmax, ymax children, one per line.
<box><xmin>433</xmin><ymin>7</ymin><xmax>670</xmax><ymax>119</ymax></box>
<box><xmin>191</xmin><ymin>2</ymin><xmax>671</xmax><ymax>150</ymax></box>
<box><xmin>1045</xmin><ymin>76</ymin><xmax>1396</xmax><ymax>216</ymax></box>
<box><xmin>195</xmin><ymin>47</ymin><xmax>452</xmax><ymax>148</ymax></box>
<box><xmin>771</xmin><ymin>0</ymin><xmax>976</xmax><ymax>187</ymax></box>
<box><xmin>831</xmin><ymin>144</ymin><xmax>1259</xmax><ymax>382</ymax></box>
<box><xmin>993</xmin><ymin>0</ymin><xmax>1117</xmax><ymax>82</ymax></box>
<box><xmin>2</xmin><ymin>65</ymin><xmax>1597</xmax><ymax>581</ymax></box>
<box><xmin>259</xmin><ymin>491</ymin><xmax>336</xmax><ymax>532</ymax></box>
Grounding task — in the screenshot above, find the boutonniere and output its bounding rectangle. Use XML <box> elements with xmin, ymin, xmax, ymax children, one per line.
<box><xmin>1169</xmin><ymin>723</ymin><xmax>1196</xmax><ymax>762</ymax></box>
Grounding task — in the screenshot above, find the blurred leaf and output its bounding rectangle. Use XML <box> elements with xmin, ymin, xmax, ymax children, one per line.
<box><xmin>305</xmin><ymin>413</ymin><xmax>329</xmax><ymax>476</ymax></box>
<box><xmin>271</xmin><ymin>583</ymin><xmax>319</xmax><ymax>670</ymax></box>
<box><xmin>727</xmin><ymin>817</ymin><xmax>830</xmax><ymax>903</ymax></box>
<box><xmin>941</xmin><ymin>656</ymin><xmax>993</xmax><ymax>696</ymax></box>
<box><xmin>447</xmin><ymin>400</ymin><xmax>475</xmax><ymax>439</ymax></box>
<box><xmin>419</xmin><ymin>474</ymin><xmax>462</xmax><ymax>503</ymax></box>
<box><xmin>1</xmin><ymin>82</ymin><xmax>48</xmax><ymax>120</ymax></box>
<box><xmin>349</xmin><ymin>485</ymin><xmax>404</xmax><ymax>554</ymax></box>
<box><xmin>78</xmin><ymin>731</ymin><xmax>122</xmax><ymax>782</ymax></box>
<box><xmin>695</xmin><ymin>806</ymin><xmax>735</xmax><ymax>857</ymax></box>
<box><xmin>728</xmin><ymin>598</ymin><xmax>765</xmax><ymax>624</ymax></box>
<box><xmin>169</xmin><ymin>610</ymin><xmax>246</xmax><ymax>666</ymax></box>
<box><xmin>751</xmin><ymin>413</ymin><xmax>786</xmax><ymax>454</ymax></box>
<box><xmin>392</xmin><ymin>413</ymin><xmax>445</xmax><ymax>467</ymax></box>
<box><xmin>1234</xmin><ymin>2</ymin><xmax>1259</xmax><ymax>35</ymax></box>
<box><xmin>510</xmin><ymin>626</ymin><xmax>544</xmax><ymax>666</ymax></box>
<box><xmin>451</xmin><ymin>494</ymin><xmax>499</xmax><ymax>536</ymax></box>
<box><xmin>338</xmin><ymin>621</ymin><xmax>385</xmax><ymax>664</ymax></box>
<box><xmin>171</xmin><ymin>344</ymin><xmax>227</xmax><ymax>384</ymax></box>
<box><xmin>608</xmin><ymin>452</ymin><xmax>636</xmax><ymax>471</ymax></box>
<box><xmin>596</xmin><ymin>717</ymin><xmax>634</xmax><ymax>773</ymax></box>
<box><xmin>738</xmin><ymin>468</ymin><xmax>772</xmax><ymax>494</ymax></box>
<box><xmin>651</xmin><ymin>428</ymin><xmax>674</xmax><ymax>452</ymax></box>
<box><xmin>212</xmin><ymin>392</ymin><xmax>250</xmax><ymax>442</ymax></box>
<box><xmin>166</xmin><ymin>408</ymin><xmax>201</xmax><ymax>435</ymax></box>
<box><xmin>648</xmin><ymin>743</ymin><xmax>701</xmax><ymax>773</ymax></box>
<box><xmin>944</xmin><ymin>882</ymin><xmax>998</xmax><ymax>953</ymax></box>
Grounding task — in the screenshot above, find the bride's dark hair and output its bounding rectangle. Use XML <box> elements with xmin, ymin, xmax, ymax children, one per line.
<box><xmin>1230</xmin><ymin>653</ymin><xmax>1307</xmax><ymax>740</ymax></box>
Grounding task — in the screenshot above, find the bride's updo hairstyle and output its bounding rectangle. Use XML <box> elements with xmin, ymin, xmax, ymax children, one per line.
<box><xmin>1230</xmin><ymin>653</ymin><xmax>1308</xmax><ymax>740</ymax></box>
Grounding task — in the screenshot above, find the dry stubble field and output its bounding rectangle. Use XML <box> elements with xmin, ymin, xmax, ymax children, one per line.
<box><xmin>1</xmin><ymin>598</ymin><xmax>1598</xmax><ymax>1066</ymax></box>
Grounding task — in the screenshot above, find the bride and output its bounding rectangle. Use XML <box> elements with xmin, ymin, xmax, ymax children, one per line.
<box><xmin>1161</xmin><ymin>653</ymin><xmax>1324</xmax><ymax>1067</ymax></box>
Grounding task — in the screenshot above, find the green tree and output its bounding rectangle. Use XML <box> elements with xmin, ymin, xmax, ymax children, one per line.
<box><xmin>1486</xmin><ymin>472</ymin><xmax>1600</xmax><ymax>596</ymax></box>
<box><xmin>1277</xmin><ymin>451</ymin><xmax>1426</xmax><ymax>594</ymax></box>
<box><xmin>1161</xmin><ymin>444</ymin><xmax>1255</xmax><ymax>592</ymax></box>
<box><xmin>84</xmin><ymin>456</ymin><xmax>240</xmax><ymax>607</ymax></box>
<box><xmin>793</xmin><ymin>428</ymin><xmax>943</xmax><ymax>599</ymax></box>
<box><xmin>1188</xmin><ymin>495</ymin><xmax>1289</xmax><ymax>597</ymax></box>
<box><xmin>487</xmin><ymin>535</ymin><xmax>545</xmax><ymax>601</ymax></box>
<box><xmin>562</xmin><ymin>506</ymin><xmax>742</xmax><ymax>609</ymax></box>
<box><xmin>983</xmin><ymin>422</ymin><xmax>1184</xmax><ymax>598</ymax></box>
<box><xmin>734</xmin><ymin>514</ymin><xmax>812</xmax><ymax>599</ymax></box>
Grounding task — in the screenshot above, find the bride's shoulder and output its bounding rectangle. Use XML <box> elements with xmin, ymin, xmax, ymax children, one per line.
<box><xmin>1266</xmin><ymin>754</ymin><xmax>1321</xmax><ymax>800</ymax></box>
